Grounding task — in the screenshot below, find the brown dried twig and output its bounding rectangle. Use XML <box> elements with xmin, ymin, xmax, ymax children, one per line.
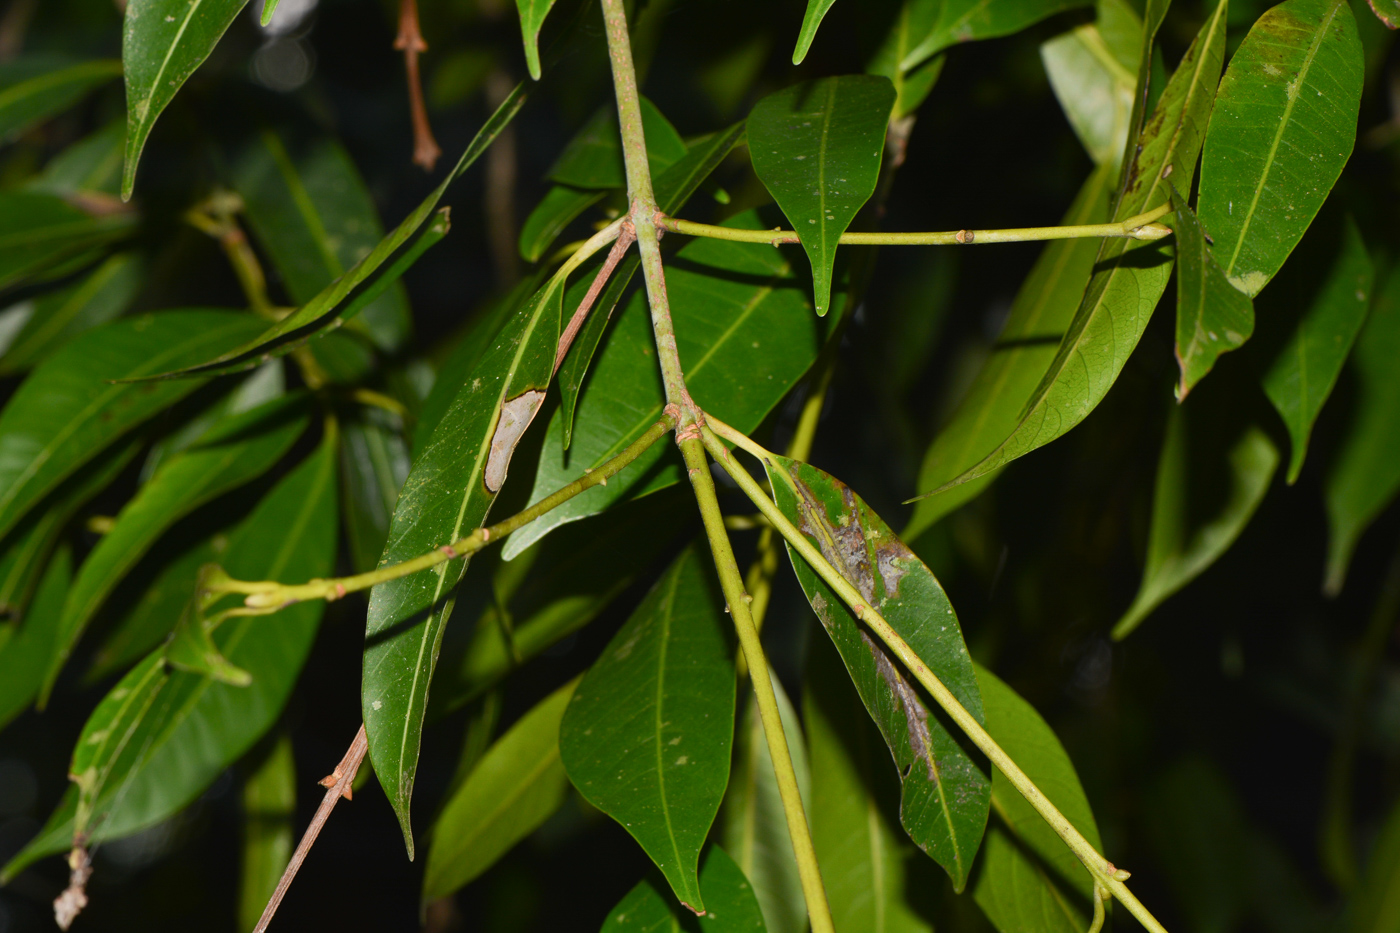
<box><xmin>554</xmin><ymin>222</ymin><xmax>637</xmax><ymax>372</ymax></box>
<box><xmin>395</xmin><ymin>0</ymin><xmax>441</xmax><ymax>171</ymax></box>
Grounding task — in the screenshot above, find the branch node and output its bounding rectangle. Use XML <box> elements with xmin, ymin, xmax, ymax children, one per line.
<box><xmin>955</xmin><ymin>229</ymin><xmax>975</xmax><ymax>244</ymax></box>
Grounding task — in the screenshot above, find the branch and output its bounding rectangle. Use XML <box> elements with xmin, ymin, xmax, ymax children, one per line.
<box><xmin>555</xmin><ymin>221</ymin><xmax>635</xmax><ymax>372</ymax></box>
<box><xmin>395</xmin><ymin>0</ymin><xmax>441</xmax><ymax>171</ymax></box>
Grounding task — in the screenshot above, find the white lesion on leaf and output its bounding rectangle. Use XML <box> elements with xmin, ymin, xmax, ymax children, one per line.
<box><xmin>485</xmin><ymin>389</ymin><xmax>546</xmax><ymax>492</ymax></box>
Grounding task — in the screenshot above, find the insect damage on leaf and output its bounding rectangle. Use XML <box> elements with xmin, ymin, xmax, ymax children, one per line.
<box><xmin>485</xmin><ymin>389</ymin><xmax>546</xmax><ymax>492</ymax></box>
<box><xmin>791</xmin><ymin>477</ymin><xmax>910</xmax><ymax>607</ymax></box>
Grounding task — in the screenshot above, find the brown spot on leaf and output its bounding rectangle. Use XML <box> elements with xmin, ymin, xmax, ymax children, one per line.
<box><xmin>863</xmin><ymin>630</ymin><xmax>938</xmax><ymax>782</ymax></box>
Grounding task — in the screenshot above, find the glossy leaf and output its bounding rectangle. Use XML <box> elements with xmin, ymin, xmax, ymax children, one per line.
<box><xmin>721</xmin><ymin>676</ymin><xmax>809</xmax><ymax>933</ymax></box>
<box><xmin>0</xmin><ymin>56</ymin><xmax>122</xmax><ymax>143</ymax></box>
<box><xmin>519</xmin><ymin>185</ymin><xmax>606</xmax><ymax>263</ymax></box>
<box><xmin>599</xmin><ymin>846</ymin><xmax>768</xmax><ymax>932</ymax></box>
<box><xmin>865</xmin><ymin>2</ymin><xmax>946</xmax><ymax>120</ymax></box>
<box><xmin>239</xmin><ymin>736</ymin><xmax>296</xmax><ymax>933</ymax></box>
<box><xmin>0</xmin><ymin>544</ymin><xmax>71</xmax><ymax>732</ymax></box>
<box><xmin>1112</xmin><ymin>403</ymin><xmax>1278</xmax><ymax>639</ymax></box>
<box><xmin>121</xmin><ymin>0</ymin><xmax>251</xmax><ymax>199</ymax></box>
<box><xmin>1350</xmin><ymin>793</ymin><xmax>1400</xmax><ymax>933</ymax></box>
<box><xmin>559</xmin><ymin>544</ymin><xmax>736</xmax><ymax>911</ymax></box>
<box><xmin>2</xmin><ymin>430</ymin><xmax>337</xmax><ymax>879</ymax></box>
<box><xmin>905</xmin><ymin>164</ymin><xmax>1113</xmax><ymax>538</ymax></box>
<box><xmin>805</xmin><ymin>636</ymin><xmax>933</xmax><ymax>933</ymax></box>
<box><xmin>1171</xmin><ymin>189</ymin><xmax>1255</xmax><ymax>400</ymax></box>
<box><xmin>1262</xmin><ymin>218</ymin><xmax>1372</xmax><ymax>483</ymax></box>
<box><xmin>1365</xmin><ymin>0</ymin><xmax>1400</xmax><ymax>27</ymax></box>
<box><xmin>765</xmin><ymin>456</ymin><xmax>989</xmax><ymax>890</ymax></box>
<box><xmin>506</xmin><ymin>209</ymin><xmax>818</xmax><ymax>560</ymax></box>
<box><xmin>340</xmin><ymin>408</ymin><xmax>411</xmax><ymax>574</ymax></box>
<box><xmin>900</xmin><ymin>0</ymin><xmax>1089</xmax><ymax>73</ymax></box>
<box><xmin>1324</xmin><ymin>270</ymin><xmax>1400</xmax><ymax>594</ymax></box>
<box><xmin>422</xmin><ymin>677</ymin><xmax>578</xmax><ymax>898</ymax></box>
<box><xmin>363</xmin><ymin>269</ymin><xmax>564</xmax><ymax>858</ymax></box>
<box><xmin>793</xmin><ymin>0</ymin><xmax>839</xmax><ymax>64</ymax></box>
<box><xmin>747</xmin><ymin>76</ymin><xmax>895</xmax><ymax>316</ymax></box>
<box><xmin>0</xmin><ymin>252</ymin><xmax>143</xmax><ymax>375</ymax></box>
<box><xmin>0</xmin><ymin>191</ymin><xmax>136</xmax><ymax>293</ymax></box>
<box><xmin>915</xmin><ymin>0</ymin><xmax>1226</xmax><ymax>499</ymax></box>
<box><xmin>0</xmin><ymin>311</ymin><xmax>267</xmax><ymax>542</ymax></box>
<box><xmin>1040</xmin><ymin>0</ymin><xmax>1140</xmax><ymax>167</ymax></box>
<box><xmin>547</xmin><ymin>98</ymin><xmax>687</xmax><ymax>190</ymax></box>
<box><xmin>971</xmin><ymin>665</ymin><xmax>1102</xmax><ymax>933</ymax></box>
<box><xmin>515</xmin><ymin>0</ymin><xmax>558</xmax><ymax>79</ymax></box>
<box><xmin>1197</xmin><ymin>0</ymin><xmax>1364</xmax><ymax>297</ymax></box>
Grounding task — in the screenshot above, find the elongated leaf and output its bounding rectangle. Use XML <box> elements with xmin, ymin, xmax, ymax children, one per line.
<box><xmin>363</xmin><ymin>269</ymin><xmax>564</xmax><ymax>858</ymax></box>
<box><xmin>1197</xmin><ymin>0</ymin><xmax>1364</xmax><ymax>297</ymax></box>
<box><xmin>747</xmin><ymin>76</ymin><xmax>895</xmax><ymax>316</ymax></box>
<box><xmin>341</xmin><ymin>408</ymin><xmax>411</xmax><ymax>574</ymax></box>
<box><xmin>0</xmin><ymin>191</ymin><xmax>136</xmax><ymax>293</ymax></box>
<box><xmin>971</xmin><ymin>665</ymin><xmax>1102</xmax><ymax>933</ymax></box>
<box><xmin>1041</xmin><ymin>0</ymin><xmax>1140</xmax><ymax>167</ymax></box>
<box><xmin>1366</xmin><ymin>0</ymin><xmax>1400</xmax><ymax>27</ymax></box>
<box><xmin>0</xmin><ymin>311</ymin><xmax>267</xmax><ymax>542</ymax></box>
<box><xmin>765</xmin><ymin>456</ymin><xmax>989</xmax><ymax>890</ymax></box>
<box><xmin>900</xmin><ymin>0</ymin><xmax>1090</xmax><ymax>73</ymax></box>
<box><xmin>146</xmin><ymin>84</ymin><xmax>526</xmax><ymax>379</ymax></box>
<box><xmin>2</xmin><ymin>430</ymin><xmax>338</xmax><ymax>879</ymax></box>
<box><xmin>515</xmin><ymin>0</ymin><xmax>558</xmax><ymax>79</ymax></box>
<box><xmin>506</xmin><ymin>209</ymin><xmax>818</xmax><ymax>560</ymax></box>
<box><xmin>0</xmin><ymin>57</ymin><xmax>122</xmax><ymax>143</ymax></box>
<box><xmin>547</xmin><ymin>98</ymin><xmax>687</xmax><ymax>190</ymax></box>
<box><xmin>805</xmin><ymin>636</ymin><xmax>933</xmax><ymax>933</ymax></box>
<box><xmin>121</xmin><ymin>0</ymin><xmax>251</xmax><ymax>199</ymax></box>
<box><xmin>1263</xmin><ymin>218</ymin><xmax>1373</xmax><ymax>482</ymax></box>
<box><xmin>43</xmin><ymin>394</ymin><xmax>311</xmax><ymax>696</ymax></box>
<box><xmin>905</xmin><ymin>164</ymin><xmax>1113</xmax><ymax>538</ymax></box>
<box><xmin>1325</xmin><ymin>270</ymin><xmax>1400</xmax><ymax>594</ymax></box>
<box><xmin>24</xmin><ymin>121</ymin><xmax>126</xmax><ymax>198</ymax></box>
<box><xmin>0</xmin><ymin>252</ymin><xmax>143</xmax><ymax>375</ymax></box>
<box><xmin>794</xmin><ymin>0</ymin><xmax>840</xmax><ymax>63</ymax></box>
<box><xmin>1351</xmin><ymin>793</ymin><xmax>1400</xmax><ymax>933</ymax></box>
<box><xmin>0</xmin><ymin>544</ymin><xmax>71</xmax><ymax>732</ymax></box>
<box><xmin>600</xmin><ymin>846</ymin><xmax>768</xmax><ymax>932</ymax></box>
<box><xmin>423</xmin><ymin>677</ymin><xmax>578</xmax><ymax>898</ymax></box>
<box><xmin>559</xmin><ymin>544</ymin><xmax>736</xmax><ymax>911</ymax></box>
<box><xmin>1112</xmin><ymin>402</ymin><xmax>1278</xmax><ymax>639</ymax></box>
<box><xmin>866</xmin><ymin>2</ymin><xmax>946</xmax><ymax>120</ymax></box>
<box><xmin>721</xmin><ymin>675</ymin><xmax>809</xmax><ymax>933</ymax></box>
<box><xmin>916</xmin><ymin>0</ymin><xmax>1226</xmax><ymax>498</ymax></box>
<box><xmin>519</xmin><ymin>185</ymin><xmax>607</xmax><ymax>263</ymax></box>
<box><xmin>1172</xmin><ymin>189</ymin><xmax>1254</xmax><ymax>400</ymax></box>
<box><xmin>240</xmin><ymin>736</ymin><xmax>296</xmax><ymax>933</ymax></box>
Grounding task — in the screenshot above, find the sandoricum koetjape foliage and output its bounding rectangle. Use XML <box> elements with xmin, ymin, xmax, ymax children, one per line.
<box><xmin>0</xmin><ymin>0</ymin><xmax>1398</xmax><ymax>931</ymax></box>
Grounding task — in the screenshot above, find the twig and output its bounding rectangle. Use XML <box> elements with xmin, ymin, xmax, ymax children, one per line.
<box><xmin>554</xmin><ymin>222</ymin><xmax>636</xmax><ymax>372</ymax></box>
<box><xmin>253</xmin><ymin>724</ymin><xmax>368</xmax><ymax>933</ymax></box>
<box><xmin>395</xmin><ymin>0</ymin><xmax>441</xmax><ymax>171</ymax></box>
<box><xmin>484</xmin><ymin>69</ymin><xmax>520</xmax><ymax>285</ymax></box>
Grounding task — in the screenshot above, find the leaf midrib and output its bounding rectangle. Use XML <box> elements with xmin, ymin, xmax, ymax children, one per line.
<box><xmin>0</xmin><ymin>60</ymin><xmax>120</xmax><ymax>112</ymax></box>
<box><xmin>134</xmin><ymin>0</ymin><xmax>212</xmax><ymax>125</ymax></box>
<box><xmin>651</xmin><ymin>553</ymin><xmax>691</xmax><ymax>902</ymax></box>
<box><xmin>261</xmin><ymin>129</ymin><xmax>344</xmax><ymax>284</ymax></box>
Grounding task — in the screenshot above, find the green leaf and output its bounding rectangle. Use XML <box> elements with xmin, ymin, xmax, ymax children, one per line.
<box><xmin>1262</xmin><ymin>218</ymin><xmax>1373</xmax><ymax>483</ymax></box>
<box><xmin>914</xmin><ymin>0</ymin><xmax>1226</xmax><ymax>499</ymax></box>
<box><xmin>900</xmin><ymin>0</ymin><xmax>1090</xmax><ymax>73</ymax></box>
<box><xmin>259</xmin><ymin>0</ymin><xmax>282</xmax><ymax>26</ymax></box>
<box><xmin>144</xmin><ymin>84</ymin><xmax>527</xmax><ymax>379</ymax></box>
<box><xmin>765</xmin><ymin>456</ymin><xmax>989</xmax><ymax>890</ymax></box>
<box><xmin>1040</xmin><ymin>0</ymin><xmax>1140</xmax><ymax>167</ymax></box>
<box><xmin>721</xmin><ymin>675</ymin><xmax>809</xmax><ymax>933</ymax></box>
<box><xmin>1197</xmin><ymin>0</ymin><xmax>1364</xmax><ymax>297</ymax></box>
<box><xmin>905</xmin><ymin>163</ymin><xmax>1113</xmax><ymax>538</ymax></box>
<box><xmin>600</xmin><ymin>846</ymin><xmax>768</xmax><ymax>932</ymax></box>
<box><xmin>1171</xmin><ymin>189</ymin><xmax>1255</xmax><ymax>400</ymax></box>
<box><xmin>0</xmin><ymin>252</ymin><xmax>143</xmax><ymax>375</ymax></box>
<box><xmin>121</xmin><ymin>0</ymin><xmax>252</xmax><ymax>199</ymax></box>
<box><xmin>165</xmin><ymin>566</ymin><xmax>254</xmax><ymax>686</ymax></box>
<box><xmin>747</xmin><ymin>76</ymin><xmax>895</xmax><ymax>316</ymax></box>
<box><xmin>2</xmin><ymin>429</ymin><xmax>338</xmax><ymax>880</ymax></box>
<box><xmin>41</xmin><ymin>393</ymin><xmax>311</xmax><ymax>698</ymax></box>
<box><xmin>422</xmin><ymin>677</ymin><xmax>578</xmax><ymax>899</ymax></box>
<box><xmin>515</xmin><ymin>0</ymin><xmax>558</xmax><ymax>79</ymax></box>
<box><xmin>804</xmin><ymin>635</ymin><xmax>933</xmax><ymax>933</ymax></box>
<box><xmin>363</xmin><ymin>270</ymin><xmax>564</xmax><ymax>859</ymax></box>
<box><xmin>0</xmin><ymin>191</ymin><xmax>137</xmax><ymax>293</ymax></box>
<box><xmin>0</xmin><ymin>310</ymin><xmax>268</xmax><ymax>542</ymax></box>
<box><xmin>0</xmin><ymin>544</ymin><xmax>71</xmax><ymax>732</ymax></box>
<box><xmin>0</xmin><ymin>56</ymin><xmax>123</xmax><ymax>144</ymax></box>
<box><xmin>239</xmin><ymin>735</ymin><xmax>296</xmax><ymax>933</ymax></box>
<box><xmin>866</xmin><ymin>2</ymin><xmax>948</xmax><ymax>120</ymax></box>
<box><xmin>1364</xmin><ymin>0</ymin><xmax>1400</xmax><ymax>27</ymax></box>
<box><xmin>340</xmin><ymin>407</ymin><xmax>411</xmax><ymax>575</ymax></box>
<box><xmin>794</xmin><ymin>1</ymin><xmax>839</xmax><ymax>64</ymax></box>
<box><xmin>559</xmin><ymin>544</ymin><xmax>736</xmax><ymax>911</ymax></box>
<box><xmin>1324</xmin><ymin>270</ymin><xmax>1400</xmax><ymax>594</ymax></box>
<box><xmin>547</xmin><ymin>98</ymin><xmax>688</xmax><ymax>190</ymax></box>
<box><xmin>1351</xmin><ymin>793</ymin><xmax>1400</xmax><ymax>933</ymax></box>
<box><xmin>1112</xmin><ymin>401</ymin><xmax>1278</xmax><ymax>640</ymax></box>
<box><xmin>519</xmin><ymin>185</ymin><xmax>607</xmax><ymax>263</ymax></box>
<box><xmin>971</xmin><ymin>664</ymin><xmax>1102</xmax><ymax>933</ymax></box>
<box><xmin>24</xmin><ymin>120</ymin><xmax>126</xmax><ymax>198</ymax></box>
<box><xmin>505</xmin><ymin>209</ymin><xmax>818</xmax><ymax>560</ymax></box>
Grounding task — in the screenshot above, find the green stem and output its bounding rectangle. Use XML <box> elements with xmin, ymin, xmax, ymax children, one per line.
<box><xmin>659</xmin><ymin>204</ymin><xmax>1172</xmax><ymax>247</ymax></box>
<box><xmin>701</xmin><ymin>419</ymin><xmax>1170</xmax><ymax>933</ymax></box>
<box><xmin>212</xmin><ymin>414</ymin><xmax>674</xmax><ymax>609</ymax></box>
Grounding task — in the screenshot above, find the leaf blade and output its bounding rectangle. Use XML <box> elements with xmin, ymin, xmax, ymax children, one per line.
<box><xmin>1171</xmin><ymin>189</ymin><xmax>1255</xmax><ymax>399</ymax></box>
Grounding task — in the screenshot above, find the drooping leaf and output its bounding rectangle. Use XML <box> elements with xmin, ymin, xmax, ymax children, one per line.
<box><xmin>0</xmin><ymin>56</ymin><xmax>123</xmax><ymax>144</ymax></box>
<box><xmin>506</xmin><ymin>209</ymin><xmax>819</xmax><ymax>560</ymax></box>
<box><xmin>547</xmin><ymin>98</ymin><xmax>687</xmax><ymax>190</ymax></box>
<box><xmin>363</xmin><ymin>270</ymin><xmax>565</xmax><ymax>858</ymax></box>
<box><xmin>1040</xmin><ymin>0</ymin><xmax>1140</xmax><ymax>167</ymax></box>
<box><xmin>721</xmin><ymin>675</ymin><xmax>809</xmax><ymax>933</ymax></box>
<box><xmin>1171</xmin><ymin>189</ymin><xmax>1255</xmax><ymax>400</ymax></box>
<box><xmin>559</xmin><ymin>544</ymin><xmax>736</xmax><ymax>911</ymax></box>
<box><xmin>1196</xmin><ymin>0</ymin><xmax>1364</xmax><ymax>297</ymax></box>
<box><xmin>42</xmin><ymin>394</ymin><xmax>311</xmax><ymax>697</ymax></box>
<box><xmin>239</xmin><ymin>735</ymin><xmax>296</xmax><ymax>933</ymax></box>
<box><xmin>899</xmin><ymin>0</ymin><xmax>1091</xmax><ymax>73</ymax></box>
<box><xmin>422</xmin><ymin>677</ymin><xmax>578</xmax><ymax>899</ymax></box>
<box><xmin>0</xmin><ymin>251</ymin><xmax>143</xmax><ymax>375</ymax></box>
<box><xmin>599</xmin><ymin>846</ymin><xmax>768</xmax><ymax>932</ymax></box>
<box><xmin>1112</xmin><ymin>400</ymin><xmax>1278</xmax><ymax>640</ymax></box>
<box><xmin>0</xmin><ymin>544</ymin><xmax>71</xmax><ymax>732</ymax></box>
<box><xmin>340</xmin><ymin>407</ymin><xmax>411</xmax><ymax>574</ymax></box>
<box><xmin>971</xmin><ymin>665</ymin><xmax>1102</xmax><ymax>933</ymax></box>
<box><xmin>793</xmin><ymin>1</ymin><xmax>840</xmax><ymax>64</ymax></box>
<box><xmin>515</xmin><ymin>0</ymin><xmax>558</xmax><ymax>80</ymax></box>
<box><xmin>1350</xmin><ymin>793</ymin><xmax>1400</xmax><ymax>933</ymax></box>
<box><xmin>0</xmin><ymin>191</ymin><xmax>137</xmax><ymax>293</ymax></box>
<box><xmin>747</xmin><ymin>75</ymin><xmax>895</xmax><ymax>316</ymax></box>
<box><xmin>519</xmin><ymin>185</ymin><xmax>607</xmax><ymax>263</ymax></box>
<box><xmin>805</xmin><ymin>635</ymin><xmax>933</xmax><ymax>933</ymax></box>
<box><xmin>2</xmin><ymin>429</ymin><xmax>338</xmax><ymax>879</ymax></box>
<box><xmin>914</xmin><ymin>0</ymin><xmax>1226</xmax><ymax>499</ymax></box>
<box><xmin>1324</xmin><ymin>270</ymin><xmax>1400</xmax><ymax>594</ymax></box>
<box><xmin>0</xmin><ymin>310</ymin><xmax>267</xmax><ymax>542</ymax></box>
<box><xmin>1262</xmin><ymin>218</ymin><xmax>1373</xmax><ymax>483</ymax></box>
<box><xmin>765</xmin><ymin>455</ymin><xmax>990</xmax><ymax>890</ymax></box>
<box><xmin>905</xmin><ymin>163</ymin><xmax>1113</xmax><ymax>539</ymax></box>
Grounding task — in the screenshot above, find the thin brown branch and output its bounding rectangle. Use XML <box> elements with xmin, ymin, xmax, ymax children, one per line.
<box><xmin>484</xmin><ymin>69</ymin><xmax>520</xmax><ymax>286</ymax></box>
<box><xmin>395</xmin><ymin>0</ymin><xmax>441</xmax><ymax>172</ymax></box>
<box><xmin>554</xmin><ymin>222</ymin><xmax>636</xmax><ymax>372</ymax></box>
<box><xmin>253</xmin><ymin>724</ymin><xmax>368</xmax><ymax>933</ymax></box>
